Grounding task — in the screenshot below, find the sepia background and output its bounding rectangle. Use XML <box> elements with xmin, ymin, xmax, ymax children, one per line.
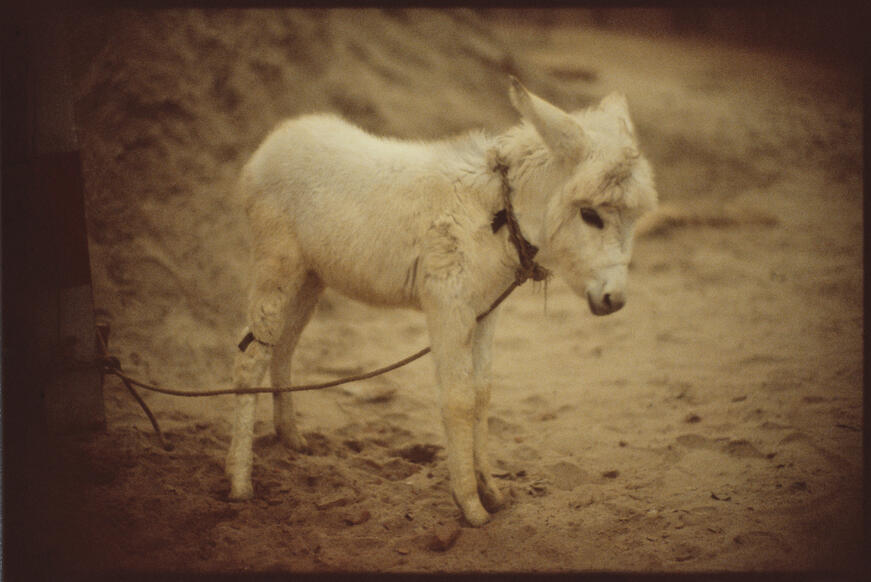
<box><xmin>19</xmin><ymin>6</ymin><xmax>865</xmax><ymax>574</ymax></box>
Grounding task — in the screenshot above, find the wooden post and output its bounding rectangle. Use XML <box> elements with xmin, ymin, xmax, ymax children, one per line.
<box><xmin>4</xmin><ymin>9</ymin><xmax>105</xmax><ymax>578</ymax></box>
<box><xmin>31</xmin><ymin>11</ymin><xmax>105</xmax><ymax>432</ymax></box>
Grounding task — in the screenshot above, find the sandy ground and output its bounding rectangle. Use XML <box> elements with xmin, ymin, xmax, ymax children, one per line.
<box><xmin>42</xmin><ymin>8</ymin><xmax>863</xmax><ymax>575</ymax></box>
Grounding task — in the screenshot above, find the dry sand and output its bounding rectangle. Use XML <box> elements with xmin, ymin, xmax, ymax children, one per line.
<box><xmin>44</xmin><ymin>8</ymin><xmax>863</xmax><ymax>575</ymax></box>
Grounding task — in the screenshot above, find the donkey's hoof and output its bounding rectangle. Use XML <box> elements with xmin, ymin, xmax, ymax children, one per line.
<box><xmin>278</xmin><ymin>430</ymin><xmax>309</xmax><ymax>452</ymax></box>
<box><xmin>462</xmin><ymin>503</ymin><xmax>491</xmax><ymax>527</ymax></box>
<box><xmin>228</xmin><ymin>482</ymin><xmax>254</xmax><ymax>501</ymax></box>
<box><xmin>477</xmin><ymin>472</ymin><xmax>506</xmax><ymax>512</ymax></box>
<box><xmin>480</xmin><ymin>484</ymin><xmax>506</xmax><ymax>513</ymax></box>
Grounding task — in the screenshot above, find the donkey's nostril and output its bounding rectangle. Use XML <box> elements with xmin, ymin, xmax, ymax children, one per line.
<box><xmin>588</xmin><ymin>290</ymin><xmax>625</xmax><ymax>316</ymax></box>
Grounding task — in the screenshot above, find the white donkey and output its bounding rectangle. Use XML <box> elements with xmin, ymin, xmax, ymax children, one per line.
<box><xmin>226</xmin><ymin>78</ymin><xmax>657</xmax><ymax>526</ymax></box>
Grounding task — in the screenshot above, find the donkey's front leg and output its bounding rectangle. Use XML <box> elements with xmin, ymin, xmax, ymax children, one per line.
<box><xmin>426</xmin><ymin>304</ymin><xmax>490</xmax><ymax>527</ymax></box>
<box><xmin>471</xmin><ymin>309</ymin><xmax>505</xmax><ymax>512</ymax></box>
<box><xmin>443</xmin><ymin>373</ymin><xmax>490</xmax><ymax>526</ymax></box>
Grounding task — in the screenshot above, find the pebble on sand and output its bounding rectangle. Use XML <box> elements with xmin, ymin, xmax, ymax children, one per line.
<box><xmin>428</xmin><ymin>523</ymin><xmax>462</xmax><ymax>552</ymax></box>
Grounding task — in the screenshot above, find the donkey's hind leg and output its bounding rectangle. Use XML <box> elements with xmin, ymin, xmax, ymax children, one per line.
<box><xmin>271</xmin><ymin>272</ymin><xmax>324</xmax><ymax>450</ymax></box>
<box><xmin>226</xmin><ymin>342</ymin><xmax>270</xmax><ymax>500</ymax></box>
<box><xmin>226</xmin><ymin>252</ymin><xmax>304</xmax><ymax>500</ymax></box>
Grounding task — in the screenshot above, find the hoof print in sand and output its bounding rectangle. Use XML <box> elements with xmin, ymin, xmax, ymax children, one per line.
<box><xmin>301</xmin><ymin>432</ymin><xmax>331</xmax><ymax>456</ymax></box>
<box><xmin>391</xmin><ymin>443</ymin><xmax>442</xmax><ymax>464</ymax></box>
<box><xmin>381</xmin><ymin>458</ymin><xmax>422</xmax><ymax>481</ymax></box>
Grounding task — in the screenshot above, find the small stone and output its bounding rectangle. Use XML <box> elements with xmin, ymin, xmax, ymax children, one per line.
<box><xmin>684</xmin><ymin>413</ymin><xmax>702</xmax><ymax>424</ymax></box>
<box><xmin>428</xmin><ymin>523</ymin><xmax>461</xmax><ymax>552</ymax></box>
<box><xmin>395</xmin><ymin>544</ymin><xmax>411</xmax><ymax>555</ymax></box>
<box><xmin>572</xmin><ymin>489</ymin><xmax>596</xmax><ymax>508</ymax></box>
<box><xmin>602</xmin><ymin>470</ymin><xmax>619</xmax><ymax>479</ymax></box>
<box><xmin>528</xmin><ymin>481</ymin><xmax>548</xmax><ymax>497</ymax></box>
<box><xmin>342</xmin><ymin>509</ymin><xmax>371</xmax><ymax>526</ymax></box>
<box><xmin>315</xmin><ymin>492</ymin><xmax>354</xmax><ymax>510</ymax></box>
<box><xmin>674</xmin><ymin>546</ymin><xmax>697</xmax><ymax>562</ymax></box>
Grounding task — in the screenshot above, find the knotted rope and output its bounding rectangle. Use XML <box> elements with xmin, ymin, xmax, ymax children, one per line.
<box><xmin>490</xmin><ymin>156</ymin><xmax>551</xmax><ymax>284</ymax></box>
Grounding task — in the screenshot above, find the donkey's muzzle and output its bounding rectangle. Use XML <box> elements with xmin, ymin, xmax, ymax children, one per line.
<box><xmin>586</xmin><ymin>289</ymin><xmax>625</xmax><ymax>316</ymax></box>
<box><xmin>584</xmin><ymin>263</ymin><xmax>628</xmax><ymax>316</ymax></box>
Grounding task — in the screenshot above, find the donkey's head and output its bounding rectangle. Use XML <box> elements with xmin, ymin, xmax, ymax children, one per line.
<box><xmin>502</xmin><ymin>78</ymin><xmax>657</xmax><ymax>316</ymax></box>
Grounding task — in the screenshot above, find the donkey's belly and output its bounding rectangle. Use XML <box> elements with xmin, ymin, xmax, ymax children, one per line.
<box><xmin>308</xmin><ymin>247</ymin><xmax>422</xmax><ymax>310</ymax></box>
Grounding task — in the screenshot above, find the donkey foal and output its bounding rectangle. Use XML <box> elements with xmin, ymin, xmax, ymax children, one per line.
<box><xmin>225</xmin><ymin>78</ymin><xmax>657</xmax><ymax>526</ymax></box>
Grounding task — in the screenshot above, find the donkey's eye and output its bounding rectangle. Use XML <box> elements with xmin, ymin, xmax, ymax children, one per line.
<box><xmin>580</xmin><ymin>207</ymin><xmax>604</xmax><ymax>229</ymax></box>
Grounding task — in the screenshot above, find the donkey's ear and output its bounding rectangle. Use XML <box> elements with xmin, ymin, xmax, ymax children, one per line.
<box><xmin>509</xmin><ymin>76</ymin><xmax>588</xmax><ymax>161</ymax></box>
<box><xmin>599</xmin><ymin>92</ymin><xmax>635</xmax><ymax>136</ymax></box>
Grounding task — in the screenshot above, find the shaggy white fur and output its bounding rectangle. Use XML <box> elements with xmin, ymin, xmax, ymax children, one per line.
<box><xmin>225</xmin><ymin>78</ymin><xmax>657</xmax><ymax>526</ymax></box>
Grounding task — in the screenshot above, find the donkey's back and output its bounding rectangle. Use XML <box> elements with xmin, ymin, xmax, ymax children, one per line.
<box><xmin>241</xmin><ymin>114</ymin><xmax>440</xmax><ymax>211</ymax></box>
<box><xmin>238</xmin><ymin>114</ymin><xmax>464</xmax><ymax>308</ymax></box>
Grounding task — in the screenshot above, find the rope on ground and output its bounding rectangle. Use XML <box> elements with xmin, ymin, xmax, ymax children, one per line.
<box><xmin>97</xmin><ymin>327</ymin><xmax>173</xmax><ymax>451</ymax></box>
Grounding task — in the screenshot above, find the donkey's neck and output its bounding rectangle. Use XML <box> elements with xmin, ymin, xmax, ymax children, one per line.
<box><xmin>492</xmin><ymin>123</ymin><xmax>564</xmax><ymax>250</ymax></box>
<box><xmin>433</xmin><ymin>126</ymin><xmax>557</xmax><ymax>253</ymax></box>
